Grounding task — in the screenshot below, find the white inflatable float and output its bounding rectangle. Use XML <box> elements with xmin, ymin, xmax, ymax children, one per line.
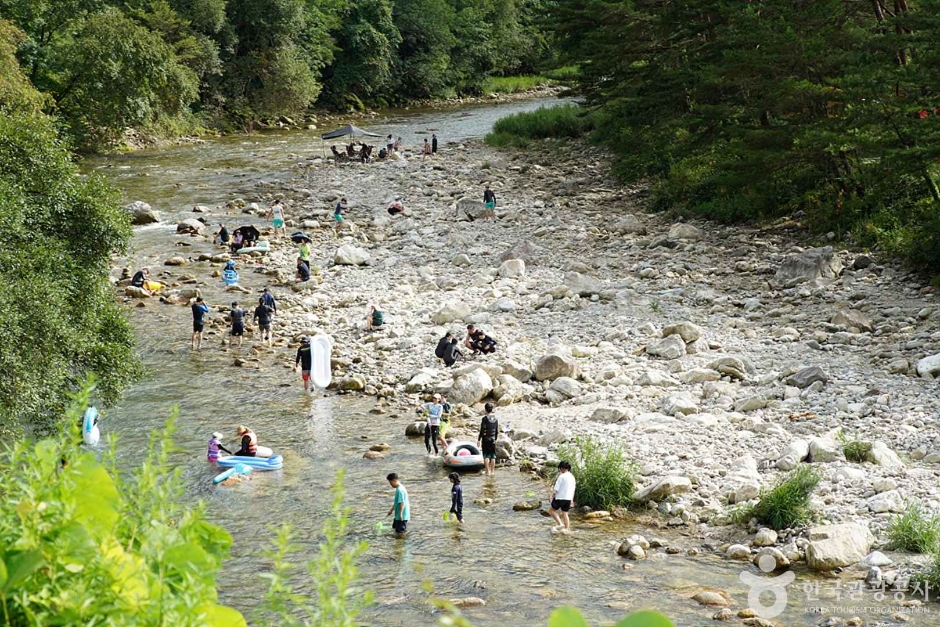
<box><xmin>311</xmin><ymin>334</ymin><xmax>333</xmax><ymax>389</ymax></box>
<box><xmin>82</xmin><ymin>406</ymin><xmax>100</xmax><ymax>446</ymax></box>
<box><xmin>236</xmin><ymin>240</ymin><xmax>270</xmax><ymax>255</ymax></box>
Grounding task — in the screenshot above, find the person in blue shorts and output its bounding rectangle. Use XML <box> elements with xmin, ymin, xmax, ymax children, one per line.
<box><xmin>483</xmin><ymin>184</ymin><xmax>496</xmax><ymax>222</ymax></box>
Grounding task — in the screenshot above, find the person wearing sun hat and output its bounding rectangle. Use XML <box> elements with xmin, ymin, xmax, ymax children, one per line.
<box><xmin>206</xmin><ymin>431</ymin><xmax>231</xmax><ymax>462</ymax></box>
<box><xmin>234</xmin><ymin>425</ymin><xmax>258</xmax><ymax>457</ymax></box>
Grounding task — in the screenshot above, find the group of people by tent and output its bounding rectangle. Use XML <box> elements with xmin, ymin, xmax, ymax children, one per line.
<box><xmin>322</xmin><ymin>125</ymin><xmax>437</xmax><ymax>163</ymax></box>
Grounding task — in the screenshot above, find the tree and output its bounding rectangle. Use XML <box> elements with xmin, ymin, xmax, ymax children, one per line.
<box><xmin>0</xmin><ymin>36</ymin><xmax>139</xmax><ymax>431</ymax></box>
<box><xmin>320</xmin><ymin>0</ymin><xmax>400</xmax><ymax>109</ymax></box>
<box><xmin>391</xmin><ymin>0</ymin><xmax>457</xmax><ymax>99</ymax></box>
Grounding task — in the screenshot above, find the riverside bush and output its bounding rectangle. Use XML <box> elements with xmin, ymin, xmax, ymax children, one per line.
<box><xmin>740</xmin><ymin>465</ymin><xmax>820</xmax><ymax>530</ymax></box>
<box><xmin>485</xmin><ymin>104</ymin><xmax>595</xmax><ymax>148</ymax></box>
<box><xmin>887</xmin><ymin>503</ymin><xmax>940</xmax><ymax>554</ymax></box>
<box><xmin>0</xmin><ymin>390</ymin><xmax>242</xmax><ymax>626</ymax></box>
<box><xmin>556</xmin><ymin>436</ymin><xmax>636</xmax><ymax>510</ymax></box>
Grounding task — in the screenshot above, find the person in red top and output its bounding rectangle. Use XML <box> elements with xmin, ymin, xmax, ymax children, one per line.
<box><xmin>234</xmin><ymin>425</ymin><xmax>258</xmax><ymax>457</ymax></box>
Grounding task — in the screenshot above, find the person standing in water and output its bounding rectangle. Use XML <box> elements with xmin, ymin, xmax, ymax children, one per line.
<box><xmin>207</xmin><ymin>432</ymin><xmax>232</xmax><ymax>462</ymax></box>
<box><xmin>253</xmin><ymin>296</ymin><xmax>275</xmax><ymax>346</ymax></box>
<box><xmin>448</xmin><ymin>472</ymin><xmax>463</xmax><ymax>523</ymax></box>
<box><xmin>477</xmin><ymin>403</ymin><xmax>499</xmax><ymax>476</ymax></box>
<box><xmin>432</xmin><ymin>134</ymin><xmax>438</xmax><ymax>153</ymax></box>
<box><xmin>229</xmin><ymin>301</ymin><xmax>245</xmax><ymax>347</ymax></box>
<box><xmin>549</xmin><ymin>460</ymin><xmax>576</xmax><ymax>534</ymax></box>
<box><xmin>191</xmin><ymin>297</ymin><xmax>210</xmax><ymax>350</ymax></box>
<box><xmin>295</xmin><ymin>335</ymin><xmax>313</xmax><ymax>392</ymax></box>
<box><xmin>386</xmin><ymin>473</ymin><xmax>410</xmax><ymax>536</ymax></box>
<box><xmin>483</xmin><ymin>184</ymin><xmax>497</xmax><ymax>222</ymax></box>
<box><xmin>422</xmin><ymin>394</ymin><xmax>447</xmax><ymax>456</ymax></box>
<box><xmin>270</xmin><ymin>201</ymin><xmax>287</xmax><ymax>238</ymax></box>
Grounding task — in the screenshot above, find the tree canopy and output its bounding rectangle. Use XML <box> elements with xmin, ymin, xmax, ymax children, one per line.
<box><xmin>550</xmin><ymin>0</ymin><xmax>940</xmax><ymax>271</ymax></box>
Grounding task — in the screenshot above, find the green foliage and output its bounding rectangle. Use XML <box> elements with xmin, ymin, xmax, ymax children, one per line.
<box><xmin>0</xmin><ymin>102</ymin><xmax>139</xmax><ymax>431</ymax></box>
<box><xmin>485</xmin><ymin>104</ymin><xmax>595</xmax><ymax>148</ymax></box>
<box><xmin>912</xmin><ymin>549</ymin><xmax>940</xmax><ymax>598</ymax></box>
<box><xmin>0</xmin><ymin>390</ymin><xmax>243</xmax><ymax>626</ymax></box>
<box><xmin>556</xmin><ymin>436</ymin><xmax>636</xmax><ymax>510</ymax></box>
<box><xmin>484</xmin><ymin>74</ymin><xmax>552</xmax><ymax>94</ymax></box>
<box><xmin>550</xmin><ymin>0</ymin><xmax>940</xmax><ymax>273</ymax></box>
<box><xmin>0</xmin><ymin>20</ymin><xmax>46</xmax><ymax>115</ymax></box>
<box><xmin>739</xmin><ymin>465</ymin><xmax>820</xmax><ymax>530</ymax></box>
<box><xmin>887</xmin><ymin>502</ymin><xmax>940</xmax><ymax>554</ymax></box>
<box><xmin>838</xmin><ymin>431</ymin><xmax>873</xmax><ymax>463</ymax></box>
<box><xmin>255</xmin><ymin>471</ymin><xmax>372</xmax><ymax>626</ymax></box>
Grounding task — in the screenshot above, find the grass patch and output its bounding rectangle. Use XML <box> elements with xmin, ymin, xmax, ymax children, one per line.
<box><xmin>736</xmin><ymin>465</ymin><xmax>820</xmax><ymax>530</ymax></box>
<box><xmin>556</xmin><ymin>435</ymin><xmax>636</xmax><ymax>510</ymax></box>
<box><xmin>887</xmin><ymin>502</ymin><xmax>940</xmax><ymax>553</ymax></box>
<box><xmin>485</xmin><ymin>104</ymin><xmax>595</xmax><ymax>149</ymax></box>
<box><xmin>838</xmin><ymin>430</ymin><xmax>872</xmax><ymax>463</ymax></box>
<box><xmin>912</xmin><ymin>550</ymin><xmax>940</xmax><ymax>597</ymax></box>
<box><xmin>484</xmin><ymin>74</ymin><xmax>552</xmax><ymax>94</ymax></box>
<box><xmin>543</xmin><ymin>65</ymin><xmax>580</xmax><ymax>82</ymax></box>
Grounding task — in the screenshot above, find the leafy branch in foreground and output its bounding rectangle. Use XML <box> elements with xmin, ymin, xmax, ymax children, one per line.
<box><xmin>255</xmin><ymin>470</ymin><xmax>372</xmax><ymax>627</ymax></box>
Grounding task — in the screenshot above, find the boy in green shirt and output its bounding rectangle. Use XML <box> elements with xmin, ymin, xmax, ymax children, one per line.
<box><xmin>386</xmin><ymin>473</ymin><xmax>410</xmax><ymax>535</ymax></box>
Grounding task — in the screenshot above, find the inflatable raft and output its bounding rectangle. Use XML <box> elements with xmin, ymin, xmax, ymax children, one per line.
<box><xmin>213</xmin><ymin>463</ymin><xmax>253</xmax><ymax>484</ymax></box>
<box><xmin>236</xmin><ymin>240</ymin><xmax>270</xmax><ymax>255</ymax></box>
<box><xmin>442</xmin><ymin>441</ymin><xmax>484</xmax><ymax>469</ymax></box>
<box><xmin>217</xmin><ymin>454</ymin><xmax>283</xmax><ymax>470</ymax></box>
<box><xmin>82</xmin><ymin>406</ymin><xmax>100</xmax><ymax>446</ymax></box>
<box><xmin>311</xmin><ymin>334</ymin><xmax>333</xmax><ymax>389</ymax></box>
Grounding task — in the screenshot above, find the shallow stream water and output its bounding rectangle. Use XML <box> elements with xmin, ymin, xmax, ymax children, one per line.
<box><xmin>94</xmin><ymin>99</ymin><xmax>937</xmax><ymax>626</ymax></box>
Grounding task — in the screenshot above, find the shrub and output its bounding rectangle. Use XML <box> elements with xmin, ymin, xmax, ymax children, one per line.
<box><xmin>556</xmin><ymin>436</ymin><xmax>636</xmax><ymax>510</ymax></box>
<box><xmin>0</xmin><ymin>389</ymin><xmax>242</xmax><ymax>626</ymax></box>
<box><xmin>485</xmin><ymin>104</ymin><xmax>595</xmax><ymax>148</ymax></box>
<box><xmin>912</xmin><ymin>550</ymin><xmax>940</xmax><ymax>598</ymax></box>
<box><xmin>887</xmin><ymin>502</ymin><xmax>940</xmax><ymax>553</ymax></box>
<box><xmin>739</xmin><ymin>465</ymin><xmax>820</xmax><ymax>530</ymax></box>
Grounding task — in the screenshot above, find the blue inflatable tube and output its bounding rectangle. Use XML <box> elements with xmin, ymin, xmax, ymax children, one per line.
<box><xmin>217</xmin><ymin>454</ymin><xmax>283</xmax><ymax>470</ymax></box>
<box><xmin>213</xmin><ymin>463</ymin><xmax>253</xmax><ymax>484</ymax></box>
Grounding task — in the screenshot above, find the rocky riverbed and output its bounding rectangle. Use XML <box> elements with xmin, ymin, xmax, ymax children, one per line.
<box><xmin>117</xmin><ymin>137</ymin><xmax>940</xmax><ymax>613</ymax></box>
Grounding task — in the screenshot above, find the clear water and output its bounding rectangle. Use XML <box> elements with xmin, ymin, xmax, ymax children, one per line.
<box><xmin>95</xmin><ymin>99</ymin><xmax>934</xmax><ymax>626</ymax></box>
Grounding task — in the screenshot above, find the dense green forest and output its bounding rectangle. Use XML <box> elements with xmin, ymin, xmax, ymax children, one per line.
<box><xmin>545</xmin><ymin>0</ymin><xmax>940</xmax><ymax>271</ymax></box>
<box><xmin>0</xmin><ymin>0</ymin><xmax>553</xmax><ymax>149</ymax></box>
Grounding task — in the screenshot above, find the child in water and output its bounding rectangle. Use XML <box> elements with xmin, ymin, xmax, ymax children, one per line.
<box><xmin>207</xmin><ymin>432</ymin><xmax>232</xmax><ymax>462</ymax></box>
<box><xmin>448</xmin><ymin>472</ymin><xmax>463</xmax><ymax>523</ymax></box>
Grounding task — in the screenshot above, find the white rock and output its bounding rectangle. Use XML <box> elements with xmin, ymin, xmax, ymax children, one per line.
<box><xmin>634</xmin><ymin>476</ymin><xmax>692</xmax><ymax>502</ymax></box>
<box><xmin>726</xmin><ymin>544</ymin><xmax>751</xmax><ymax>560</ymax></box>
<box><xmin>662</xmin><ymin>321</ymin><xmax>703</xmax><ymax>343</ymax></box>
<box><xmin>534</xmin><ymin>348</ymin><xmax>580</xmax><ymax>381</ymax></box>
<box><xmin>806</xmin><ymin>523</ymin><xmax>874</xmax><ymax>571</ymax></box>
<box><xmin>668</xmin><ymin>223</ymin><xmax>702</xmax><ymax>240</ymax></box>
<box><xmin>917</xmin><ymin>353</ymin><xmax>940</xmax><ymax>378</ymax></box>
<box><xmin>549</xmin><ymin>377</ymin><xmax>582</xmax><ymax>399</ymax></box>
<box><xmin>334</xmin><ymin>244</ymin><xmax>370</xmax><ymax>266</ymax></box>
<box><xmin>448</xmin><ymin>368</ymin><xmax>493</xmax><ymax>406</ymax></box>
<box><xmin>647</xmin><ymin>335</ymin><xmax>686</xmax><ymax>360</ymax></box>
<box><xmin>432</xmin><ymin>302</ymin><xmax>473</xmax><ymax>324</ymax></box>
<box><xmin>753</xmin><ymin>528</ymin><xmax>778</xmax><ymax>547</ymax></box>
<box><xmin>808</xmin><ymin>437</ymin><xmax>845</xmax><ymax>463</ymax></box>
<box><xmin>498</xmin><ymin>259</ymin><xmax>526</xmax><ymax>278</ymax></box>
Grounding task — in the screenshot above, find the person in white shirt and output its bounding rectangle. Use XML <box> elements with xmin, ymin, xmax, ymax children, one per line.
<box><xmin>550</xmin><ymin>460</ymin><xmax>576</xmax><ymax>533</ymax></box>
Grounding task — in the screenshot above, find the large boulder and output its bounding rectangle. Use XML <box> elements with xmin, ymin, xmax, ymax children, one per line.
<box><xmin>500</xmin><ymin>240</ymin><xmax>543</xmax><ymax>265</ymax></box>
<box><xmin>647</xmin><ymin>335</ymin><xmax>686</xmax><ymax>360</ymax></box>
<box><xmin>498</xmin><ymin>258</ymin><xmax>526</xmax><ymax>278</ymax></box>
<box><xmin>808</xmin><ymin>437</ymin><xmax>845</xmax><ymax>463</ymax></box>
<box><xmin>457</xmin><ymin>198</ymin><xmax>486</xmax><ymax>220</ymax></box>
<box><xmin>334</xmin><ymin>374</ymin><xmax>367</xmax><ymax>391</ymax></box>
<box><xmin>634</xmin><ymin>476</ymin><xmax>692</xmax><ymax>502</ymax></box>
<box><xmin>405</xmin><ymin>370</ymin><xmax>437</xmax><ymax>393</ymax></box>
<box><xmin>564</xmin><ymin>272</ymin><xmax>604</xmax><ymax>297</ymax></box>
<box><xmin>124</xmin><ymin>201</ymin><xmax>160</xmax><ymax>225</ymax></box>
<box><xmin>492</xmin><ymin>374</ymin><xmax>525</xmax><ymax>404</ymax></box>
<box><xmin>432</xmin><ymin>302</ymin><xmax>472</xmax><ymax>324</ymax></box>
<box><xmin>722</xmin><ymin>455</ymin><xmax>762</xmax><ymax>504</ymax></box>
<box><xmin>501</xmin><ymin>360</ymin><xmax>533</xmax><ymax>382</ymax></box>
<box><xmin>830</xmin><ymin>310</ymin><xmax>874</xmax><ymax>333</ymax></box>
<box><xmin>774</xmin><ymin>246</ymin><xmax>843</xmax><ymax>286</ymax></box>
<box><xmin>549</xmin><ymin>376</ymin><xmax>582</xmax><ymax>399</ymax></box>
<box><xmin>448</xmin><ymin>368</ymin><xmax>493</xmax><ymax>406</ymax></box>
<box><xmin>534</xmin><ymin>348</ymin><xmax>580</xmax><ymax>381</ymax></box>
<box><xmin>805</xmin><ymin>523</ymin><xmax>874</xmax><ymax>571</ymax></box>
<box><xmin>124</xmin><ymin>286</ymin><xmax>151</xmax><ymax>298</ymax></box>
<box><xmin>611</xmin><ymin>214</ymin><xmax>647</xmax><ymax>235</ymax></box>
<box><xmin>668</xmin><ymin>223</ymin><xmax>702</xmax><ymax>240</ymax></box>
<box><xmin>176</xmin><ymin>218</ymin><xmax>206</xmax><ymax>235</ymax></box>
<box><xmin>590</xmin><ymin>407</ymin><xmax>628</xmax><ymax>424</ymax></box>
<box><xmin>662</xmin><ymin>321</ymin><xmax>702</xmax><ymax>343</ymax></box>
<box><xmin>916</xmin><ymin>353</ymin><xmax>940</xmax><ymax>379</ymax></box>
<box><xmin>334</xmin><ymin>244</ymin><xmax>370</xmax><ymax>266</ymax></box>
<box><xmin>786</xmin><ymin>366</ymin><xmax>829</xmax><ymax>389</ymax></box>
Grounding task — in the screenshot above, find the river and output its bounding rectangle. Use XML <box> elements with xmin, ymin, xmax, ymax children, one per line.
<box><xmin>94</xmin><ymin>98</ymin><xmax>932</xmax><ymax>626</ymax></box>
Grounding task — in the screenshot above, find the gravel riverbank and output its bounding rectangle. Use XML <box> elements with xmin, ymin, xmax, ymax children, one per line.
<box><xmin>118</xmin><ymin>137</ymin><xmax>940</xmax><ymax>606</ymax></box>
